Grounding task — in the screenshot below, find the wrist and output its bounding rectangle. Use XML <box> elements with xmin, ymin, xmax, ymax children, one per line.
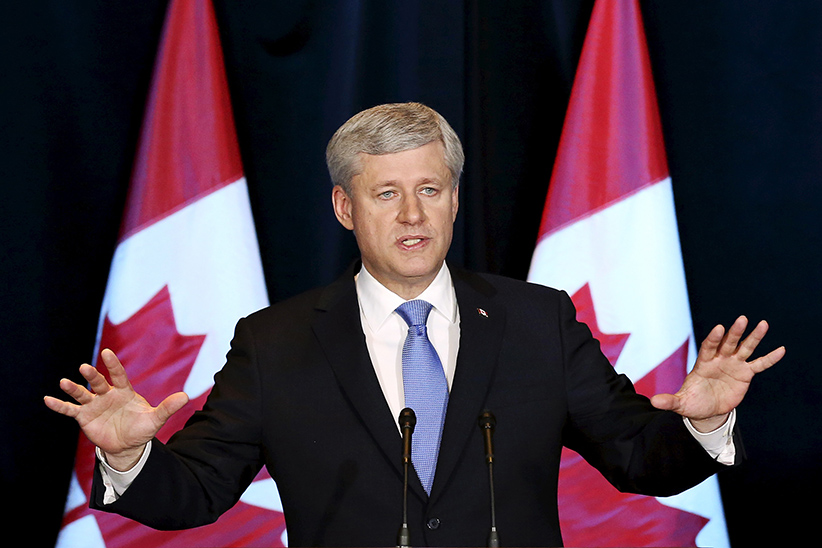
<box><xmin>102</xmin><ymin>444</ymin><xmax>148</xmax><ymax>472</ymax></box>
<box><xmin>689</xmin><ymin>412</ymin><xmax>730</xmax><ymax>434</ymax></box>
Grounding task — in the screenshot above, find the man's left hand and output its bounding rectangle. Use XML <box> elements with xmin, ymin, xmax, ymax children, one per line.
<box><xmin>650</xmin><ymin>316</ymin><xmax>785</xmax><ymax>432</ymax></box>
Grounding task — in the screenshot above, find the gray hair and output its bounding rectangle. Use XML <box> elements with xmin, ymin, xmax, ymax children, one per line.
<box><xmin>325</xmin><ymin>102</ymin><xmax>464</xmax><ymax>193</ymax></box>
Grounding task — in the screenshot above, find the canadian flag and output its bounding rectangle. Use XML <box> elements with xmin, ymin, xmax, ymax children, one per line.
<box><xmin>527</xmin><ymin>1</ymin><xmax>730</xmax><ymax>547</ymax></box>
<box><xmin>55</xmin><ymin>1</ymin><xmax>285</xmax><ymax>546</ymax></box>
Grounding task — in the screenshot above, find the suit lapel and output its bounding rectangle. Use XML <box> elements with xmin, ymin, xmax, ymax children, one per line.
<box><xmin>312</xmin><ymin>264</ymin><xmax>429</xmax><ymax>501</ymax></box>
<box><xmin>429</xmin><ymin>267</ymin><xmax>505</xmax><ymax>503</ymax></box>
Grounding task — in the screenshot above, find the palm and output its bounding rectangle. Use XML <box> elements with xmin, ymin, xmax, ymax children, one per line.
<box><xmin>73</xmin><ymin>378</ymin><xmax>165</xmax><ymax>454</ymax></box>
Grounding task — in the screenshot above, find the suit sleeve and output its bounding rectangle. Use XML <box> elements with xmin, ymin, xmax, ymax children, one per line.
<box><xmin>90</xmin><ymin>316</ymin><xmax>266</xmax><ymax>529</ymax></box>
<box><xmin>555</xmin><ymin>290</ymin><xmax>729</xmax><ymax>496</ymax></box>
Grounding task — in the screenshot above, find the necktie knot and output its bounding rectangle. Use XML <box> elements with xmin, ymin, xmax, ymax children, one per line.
<box><xmin>396</xmin><ymin>299</ymin><xmax>434</xmax><ymax>328</ymax></box>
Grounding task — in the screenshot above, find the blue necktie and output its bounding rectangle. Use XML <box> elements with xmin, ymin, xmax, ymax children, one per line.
<box><xmin>396</xmin><ymin>299</ymin><xmax>449</xmax><ymax>494</ymax></box>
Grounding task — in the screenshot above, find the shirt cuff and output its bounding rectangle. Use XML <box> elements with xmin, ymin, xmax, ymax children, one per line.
<box><xmin>684</xmin><ymin>409</ymin><xmax>737</xmax><ymax>466</ymax></box>
<box><xmin>96</xmin><ymin>441</ymin><xmax>152</xmax><ymax>504</ymax></box>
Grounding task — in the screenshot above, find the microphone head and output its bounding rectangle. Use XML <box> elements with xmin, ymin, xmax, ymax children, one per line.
<box><xmin>478</xmin><ymin>410</ymin><xmax>496</xmax><ymax>429</ymax></box>
<box><xmin>399</xmin><ymin>407</ymin><xmax>416</xmax><ymax>431</ymax></box>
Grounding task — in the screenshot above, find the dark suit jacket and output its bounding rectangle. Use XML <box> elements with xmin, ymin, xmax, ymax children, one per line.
<box><xmin>92</xmin><ymin>263</ymin><xmax>730</xmax><ymax>547</ymax></box>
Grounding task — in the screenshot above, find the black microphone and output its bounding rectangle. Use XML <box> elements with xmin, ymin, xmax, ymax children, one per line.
<box><xmin>397</xmin><ymin>407</ymin><xmax>416</xmax><ymax>548</ymax></box>
<box><xmin>478</xmin><ymin>410</ymin><xmax>500</xmax><ymax>548</ymax></box>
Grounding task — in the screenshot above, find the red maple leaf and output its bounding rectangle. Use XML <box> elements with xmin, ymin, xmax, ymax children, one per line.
<box><xmin>63</xmin><ymin>286</ymin><xmax>285</xmax><ymax>547</ymax></box>
<box><xmin>558</xmin><ymin>284</ymin><xmax>708</xmax><ymax>547</ymax></box>
<box><xmin>571</xmin><ymin>284</ymin><xmax>630</xmax><ymax>366</ymax></box>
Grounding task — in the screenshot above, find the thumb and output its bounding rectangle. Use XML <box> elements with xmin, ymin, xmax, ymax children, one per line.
<box><xmin>650</xmin><ymin>393</ymin><xmax>680</xmax><ymax>413</ymax></box>
<box><xmin>155</xmin><ymin>391</ymin><xmax>189</xmax><ymax>424</ymax></box>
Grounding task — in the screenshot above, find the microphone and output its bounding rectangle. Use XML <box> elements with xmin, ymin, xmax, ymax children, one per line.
<box><xmin>397</xmin><ymin>408</ymin><xmax>416</xmax><ymax>548</ymax></box>
<box><xmin>478</xmin><ymin>410</ymin><xmax>500</xmax><ymax>548</ymax></box>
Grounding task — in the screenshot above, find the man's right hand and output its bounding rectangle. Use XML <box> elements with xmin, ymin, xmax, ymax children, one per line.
<box><xmin>45</xmin><ymin>348</ymin><xmax>189</xmax><ymax>471</ymax></box>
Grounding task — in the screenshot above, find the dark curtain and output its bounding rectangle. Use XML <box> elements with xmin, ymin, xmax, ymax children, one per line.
<box><xmin>2</xmin><ymin>1</ymin><xmax>819</xmax><ymax>546</ymax></box>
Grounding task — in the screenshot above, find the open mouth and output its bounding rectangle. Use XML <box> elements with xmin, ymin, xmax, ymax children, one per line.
<box><xmin>398</xmin><ymin>236</ymin><xmax>430</xmax><ymax>248</ymax></box>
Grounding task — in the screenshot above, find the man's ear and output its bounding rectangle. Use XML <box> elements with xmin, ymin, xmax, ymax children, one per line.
<box><xmin>331</xmin><ymin>185</ymin><xmax>354</xmax><ymax>231</ymax></box>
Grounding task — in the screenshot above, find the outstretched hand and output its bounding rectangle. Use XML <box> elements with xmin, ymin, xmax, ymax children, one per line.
<box><xmin>44</xmin><ymin>348</ymin><xmax>189</xmax><ymax>470</ymax></box>
<box><xmin>650</xmin><ymin>316</ymin><xmax>785</xmax><ymax>432</ymax></box>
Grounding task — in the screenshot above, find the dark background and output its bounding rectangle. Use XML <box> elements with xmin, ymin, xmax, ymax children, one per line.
<box><xmin>2</xmin><ymin>1</ymin><xmax>819</xmax><ymax>546</ymax></box>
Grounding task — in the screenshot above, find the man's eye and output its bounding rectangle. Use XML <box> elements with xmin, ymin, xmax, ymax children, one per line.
<box><xmin>420</xmin><ymin>187</ymin><xmax>437</xmax><ymax>196</ymax></box>
<box><xmin>378</xmin><ymin>190</ymin><xmax>395</xmax><ymax>199</ymax></box>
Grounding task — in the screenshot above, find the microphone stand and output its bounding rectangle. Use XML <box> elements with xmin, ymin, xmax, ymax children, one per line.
<box><xmin>479</xmin><ymin>410</ymin><xmax>500</xmax><ymax>548</ymax></box>
<box><xmin>397</xmin><ymin>408</ymin><xmax>416</xmax><ymax>548</ymax></box>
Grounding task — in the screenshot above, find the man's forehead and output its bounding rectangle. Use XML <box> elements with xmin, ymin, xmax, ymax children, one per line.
<box><xmin>356</xmin><ymin>140</ymin><xmax>444</xmax><ymax>160</ymax></box>
<box><xmin>357</xmin><ymin>142</ymin><xmax>445</xmax><ymax>169</ymax></box>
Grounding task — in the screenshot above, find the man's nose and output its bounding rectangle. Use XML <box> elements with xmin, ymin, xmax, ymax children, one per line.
<box><xmin>399</xmin><ymin>195</ymin><xmax>424</xmax><ymax>223</ymax></box>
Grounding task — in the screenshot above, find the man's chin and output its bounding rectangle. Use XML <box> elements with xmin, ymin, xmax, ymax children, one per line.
<box><xmin>395</xmin><ymin>258</ymin><xmax>444</xmax><ymax>281</ymax></box>
<box><xmin>376</xmin><ymin>262</ymin><xmax>443</xmax><ymax>298</ymax></box>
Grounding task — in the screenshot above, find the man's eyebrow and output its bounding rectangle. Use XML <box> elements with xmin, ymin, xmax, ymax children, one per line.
<box><xmin>369</xmin><ymin>180</ymin><xmax>399</xmax><ymax>190</ymax></box>
<box><xmin>418</xmin><ymin>177</ymin><xmax>447</xmax><ymax>185</ymax></box>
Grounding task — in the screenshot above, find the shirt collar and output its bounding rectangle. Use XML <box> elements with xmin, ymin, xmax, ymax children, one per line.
<box><xmin>355</xmin><ymin>262</ymin><xmax>457</xmax><ymax>331</ymax></box>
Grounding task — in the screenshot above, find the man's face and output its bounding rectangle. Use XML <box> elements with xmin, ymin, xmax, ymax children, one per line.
<box><xmin>332</xmin><ymin>141</ymin><xmax>459</xmax><ymax>300</ymax></box>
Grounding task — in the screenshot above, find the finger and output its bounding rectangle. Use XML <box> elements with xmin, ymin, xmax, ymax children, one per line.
<box><xmin>155</xmin><ymin>392</ymin><xmax>189</xmax><ymax>425</ymax></box>
<box><xmin>100</xmin><ymin>349</ymin><xmax>132</xmax><ymax>390</ymax></box>
<box><xmin>58</xmin><ymin>375</ymin><xmax>98</xmax><ymax>406</ymax></box>
<box><xmin>718</xmin><ymin>315</ymin><xmax>748</xmax><ymax>357</ymax></box>
<box><xmin>749</xmin><ymin>345</ymin><xmax>786</xmax><ymax>374</ymax></box>
<box><xmin>735</xmin><ymin>319</ymin><xmax>770</xmax><ymax>361</ymax></box>
<box><xmin>650</xmin><ymin>393</ymin><xmax>680</xmax><ymax>413</ymax></box>
<box><xmin>81</xmin><ymin>362</ymin><xmax>112</xmax><ymax>396</ymax></box>
<box><xmin>44</xmin><ymin>394</ymin><xmax>80</xmax><ymax>418</ymax></box>
<box><xmin>697</xmin><ymin>324</ymin><xmax>726</xmax><ymax>362</ymax></box>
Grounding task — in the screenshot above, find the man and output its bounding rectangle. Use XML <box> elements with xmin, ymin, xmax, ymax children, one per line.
<box><xmin>46</xmin><ymin>102</ymin><xmax>784</xmax><ymax>547</ymax></box>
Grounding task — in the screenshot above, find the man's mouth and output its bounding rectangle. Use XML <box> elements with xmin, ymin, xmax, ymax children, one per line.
<box><xmin>398</xmin><ymin>236</ymin><xmax>429</xmax><ymax>248</ymax></box>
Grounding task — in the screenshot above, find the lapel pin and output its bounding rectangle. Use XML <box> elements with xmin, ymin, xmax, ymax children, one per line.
<box><xmin>477</xmin><ymin>308</ymin><xmax>489</xmax><ymax>318</ymax></box>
